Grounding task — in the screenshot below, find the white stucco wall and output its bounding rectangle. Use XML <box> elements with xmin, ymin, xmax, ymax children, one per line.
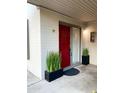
<box><xmin>82</xmin><ymin>22</ymin><xmax>97</xmax><ymax>65</ymax></box>
<box><xmin>40</xmin><ymin>7</ymin><xmax>82</xmax><ymax>79</ymax></box>
<box><xmin>27</xmin><ymin>4</ymin><xmax>42</xmax><ymax>79</ymax></box>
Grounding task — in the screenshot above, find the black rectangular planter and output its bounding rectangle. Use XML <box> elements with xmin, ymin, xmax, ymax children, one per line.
<box><xmin>45</xmin><ymin>69</ymin><xmax>63</xmax><ymax>82</ymax></box>
<box><xmin>82</xmin><ymin>56</ymin><xmax>89</xmax><ymax>65</ymax></box>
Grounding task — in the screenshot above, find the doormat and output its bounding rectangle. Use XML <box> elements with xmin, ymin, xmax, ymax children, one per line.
<box><xmin>64</xmin><ymin>68</ymin><xmax>80</xmax><ymax>76</ymax></box>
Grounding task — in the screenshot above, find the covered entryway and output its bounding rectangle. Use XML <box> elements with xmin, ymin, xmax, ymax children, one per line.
<box><xmin>27</xmin><ymin>0</ymin><xmax>97</xmax><ymax>92</ymax></box>
<box><xmin>27</xmin><ymin>0</ymin><xmax>97</xmax><ymax>80</ymax></box>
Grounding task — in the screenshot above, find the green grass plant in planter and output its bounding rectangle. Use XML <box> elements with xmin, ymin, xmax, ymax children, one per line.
<box><xmin>46</xmin><ymin>52</ymin><xmax>61</xmax><ymax>72</ymax></box>
<box><xmin>82</xmin><ymin>48</ymin><xmax>89</xmax><ymax>65</ymax></box>
<box><xmin>82</xmin><ymin>48</ymin><xmax>89</xmax><ymax>56</ymax></box>
<box><xmin>45</xmin><ymin>52</ymin><xmax>63</xmax><ymax>82</ymax></box>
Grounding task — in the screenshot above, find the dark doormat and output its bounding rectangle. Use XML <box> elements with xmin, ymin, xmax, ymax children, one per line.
<box><xmin>64</xmin><ymin>68</ymin><xmax>80</xmax><ymax>76</ymax></box>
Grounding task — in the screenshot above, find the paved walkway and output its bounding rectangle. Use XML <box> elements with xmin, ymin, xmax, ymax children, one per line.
<box><xmin>27</xmin><ymin>71</ymin><xmax>41</xmax><ymax>87</ymax></box>
<box><xmin>27</xmin><ymin>64</ymin><xmax>97</xmax><ymax>93</ymax></box>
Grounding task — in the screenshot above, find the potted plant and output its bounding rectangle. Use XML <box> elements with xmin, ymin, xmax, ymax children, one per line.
<box><xmin>82</xmin><ymin>48</ymin><xmax>89</xmax><ymax>65</ymax></box>
<box><xmin>45</xmin><ymin>52</ymin><xmax>63</xmax><ymax>82</ymax></box>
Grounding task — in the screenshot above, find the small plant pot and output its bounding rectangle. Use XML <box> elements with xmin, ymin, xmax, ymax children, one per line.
<box><xmin>45</xmin><ymin>69</ymin><xmax>63</xmax><ymax>82</ymax></box>
<box><xmin>82</xmin><ymin>55</ymin><xmax>89</xmax><ymax>65</ymax></box>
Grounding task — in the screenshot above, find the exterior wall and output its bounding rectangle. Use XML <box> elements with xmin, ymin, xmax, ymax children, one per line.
<box><xmin>27</xmin><ymin>4</ymin><xmax>42</xmax><ymax>79</ymax></box>
<box><xmin>82</xmin><ymin>22</ymin><xmax>97</xmax><ymax>65</ymax></box>
<box><xmin>40</xmin><ymin>7</ymin><xmax>82</xmax><ymax>79</ymax></box>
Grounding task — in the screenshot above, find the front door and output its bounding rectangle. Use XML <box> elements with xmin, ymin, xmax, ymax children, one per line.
<box><xmin>59</xmin><ymin>24</ymin><xmax>70</xmax><ymax>68</ymax></box>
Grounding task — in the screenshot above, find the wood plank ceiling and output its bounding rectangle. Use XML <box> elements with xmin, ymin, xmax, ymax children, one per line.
<box><xmin>28</xmin><ymin>0</ymin><xmax>97</xmax><ymax>22</ymax></box>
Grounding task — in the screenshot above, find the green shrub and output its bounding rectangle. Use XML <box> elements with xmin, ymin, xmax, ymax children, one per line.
<box><xmin>82</xmin><ymin>48</ymin><xmax>89</xmax><ymax>56</ymax></box>
<box><xmin>46</xmin><ymin>52</ymin><xmax>61</xmax><ymax>72</ymax></box>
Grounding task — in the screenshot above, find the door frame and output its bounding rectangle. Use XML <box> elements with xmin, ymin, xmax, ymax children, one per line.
<box><xmin>59</xmin><ymin>21</ymin><xmax>82</xmax><ymax>70</ymax></box>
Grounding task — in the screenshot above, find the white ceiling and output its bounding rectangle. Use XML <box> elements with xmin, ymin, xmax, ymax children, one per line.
<box><xmin>28</xmin><ymin>0</ymin><xmax>97</xmax><ymax>22</ymax></box>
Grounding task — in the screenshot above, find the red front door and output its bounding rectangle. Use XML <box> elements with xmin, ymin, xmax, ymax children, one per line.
<box><xmin>59</xmin><ymin>24</ymin><xmax>70</xmax><ymax>68</ymax></box>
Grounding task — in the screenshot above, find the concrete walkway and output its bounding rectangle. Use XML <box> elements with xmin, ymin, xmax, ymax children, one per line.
<box><xmin>27</xmin><ymin>71</ymin><xmax>41</xmax><ymax>87</ymax></box>
<box><xmin>27</xmin><ymin>64</ymin><xmax>97</xmax><ymax>93</ymax></box>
